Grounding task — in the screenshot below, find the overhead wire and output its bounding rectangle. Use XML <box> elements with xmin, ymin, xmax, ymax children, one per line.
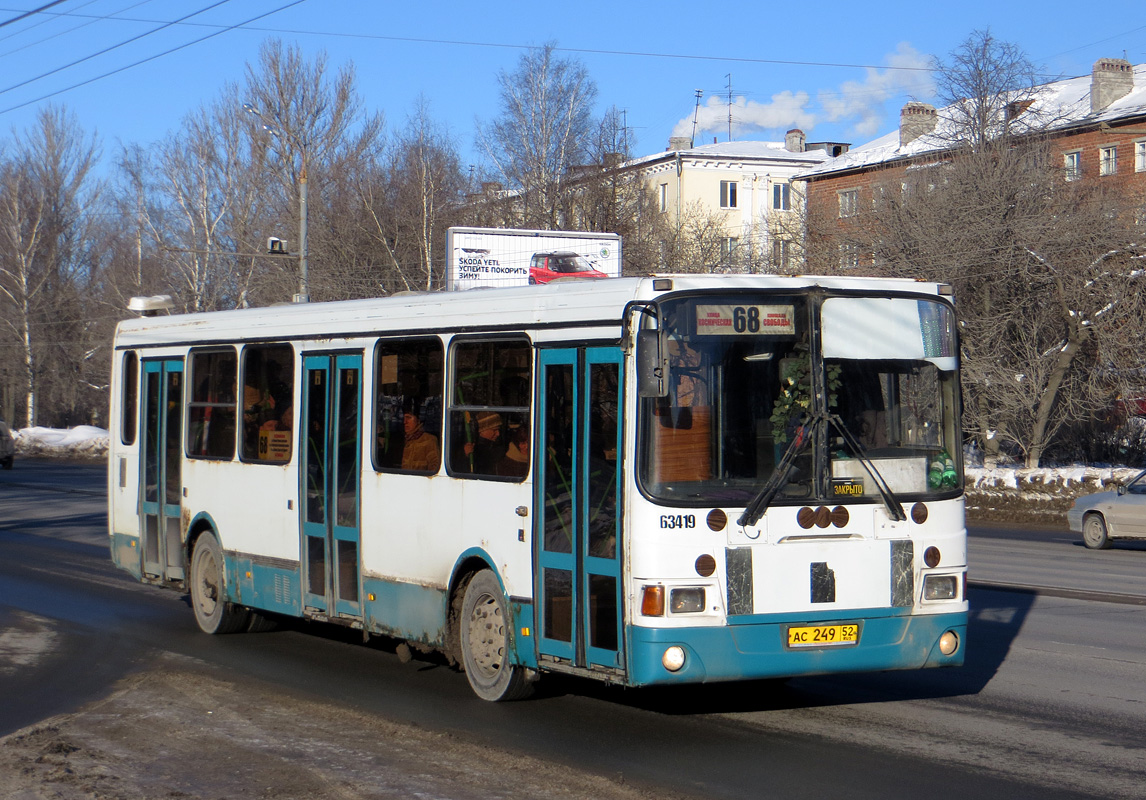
<box><xmin>0</xmin><ymin>0</ymin><xmax>235</xmax><ymax>98</ymax></box>
<box><xmin>0</xmin><ymin>0</ymin><xmax>307</xmax><ymax>115</ymax></box>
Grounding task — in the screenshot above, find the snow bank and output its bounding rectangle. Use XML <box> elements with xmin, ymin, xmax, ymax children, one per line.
<box><xmin>13</xmin><ymin>426</ymin><xmax>109</xmax><ymax>459</ymax></box>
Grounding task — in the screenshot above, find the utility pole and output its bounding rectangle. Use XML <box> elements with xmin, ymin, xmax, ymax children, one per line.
<box><xmin>726</xmin><ymin>74</ymin><xmax>733</xmax><ymax>142</ymax></box>
<box><xmin>691</xmin><ymin>89</ymin><xmax>702</xmax><ymax>147</ymax></box>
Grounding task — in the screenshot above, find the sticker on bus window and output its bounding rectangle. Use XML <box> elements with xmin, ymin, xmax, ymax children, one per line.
<box><xmin>695</xmin><ymin>304</ymin><xmax>795</xmax><ymax>335</ymax></box>
<box><xmin>832</xmin><ymin>478</ymin><xmax>864</xmax><ymax>497</ymax></box>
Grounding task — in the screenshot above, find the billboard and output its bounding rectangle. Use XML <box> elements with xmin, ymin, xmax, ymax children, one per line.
<box><xmin>446</xmin><ymin>227</ymin><xmax>621</xmax><ymax>291</ymax></box>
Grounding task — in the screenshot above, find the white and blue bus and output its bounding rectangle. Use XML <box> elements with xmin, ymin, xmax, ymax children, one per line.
<box><xmin>108</xmin><ymin>274</ymin><xmax>966</xmax><ymax>700</ymax></box>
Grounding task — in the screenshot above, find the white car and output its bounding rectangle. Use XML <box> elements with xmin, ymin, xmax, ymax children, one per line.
<box><xmin>0</xmin><ymin>419</ymin><xmax>13</xmax><ymax>469</ymax></box>
<box><xmin>1067</xmin><ymin>469</ymin><xmax>1146</xmax><ymax>549</ymax></box>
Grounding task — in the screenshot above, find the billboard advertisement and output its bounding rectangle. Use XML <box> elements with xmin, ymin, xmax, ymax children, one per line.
<box><xmin>446</xmin><ymin>227</ymin><xmax>622</xmax><ymax>291</ymax></box>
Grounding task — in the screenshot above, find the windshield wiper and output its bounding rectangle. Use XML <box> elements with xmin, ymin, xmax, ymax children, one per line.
<box><xmin>736</xmin><ymin>412</ymin><xmax>906</xmax><ymax>528</ymax></box>
<box><xmin>826</xmin><ymin>413</ymin><xmax>906</xmax><ymax>522</ymax></box>
<box><xmin>738</xmin><ymin>417</ymin><xmax>815</xmax><ymax>528</ymax></box>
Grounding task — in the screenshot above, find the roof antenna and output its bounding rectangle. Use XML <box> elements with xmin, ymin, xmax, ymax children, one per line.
<box><xmin>691</xmin><ymin>89</ymin><xmax>702</xmax><ymax>147</ymax></box>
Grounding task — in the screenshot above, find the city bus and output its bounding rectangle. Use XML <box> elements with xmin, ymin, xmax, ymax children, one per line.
<box><xmin>108</xmin><ymin>274</ymin><xmax>967</xmax><ymax>701</ymax></box>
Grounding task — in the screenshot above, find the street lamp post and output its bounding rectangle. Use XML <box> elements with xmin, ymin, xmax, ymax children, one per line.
<box><xmin>243</xmin><ymin>103</ymin><xmax>310</xmax><ymax>303</ymax></box>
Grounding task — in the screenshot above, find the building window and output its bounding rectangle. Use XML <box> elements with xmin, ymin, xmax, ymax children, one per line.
<box><xmin>720</xmin><ymin>180</ymin><xmax>738</xmax><ymax>209</ymax></box>
<box><xmin>720</xmin><ymin>237</ymin><xmax>739</xmax><ymax>266</ymax></box>
<box><xmin>1099</xmin><ymin>145</ymin><xmax>1118</xmax><ymax>176</ymax></box>
<box><xmin>1063</xmin><ymin>151</ymin><xmax>1081</xmax><ymax>181</ymax></box>
<box><xmin>772</xmin><ymin>182</ymin><xmax>790</xmax><ymax>210</ymax></box>
<box><xmin>1135</xmin><ymin>140</ymin><xmax>1146</xmax><ymax>173</ymax></box>
<box><xmin>771</xmin><ymin>239</ymin><xmax>790</xmax><ymax>269</ymax></box>
<box><xmin>838</xmin><ymin>189</ymin><xmax>858</xmax><ymax>218</ymax></box>
<box><xmin>839</xmin><ymin>243</ymin><xmax>860</xmax><ymax>270</ymax></box>
<box><xmin>659</xmin><ymin>183</ymin><xmax>668</xmax><ymax>213</ymax></box>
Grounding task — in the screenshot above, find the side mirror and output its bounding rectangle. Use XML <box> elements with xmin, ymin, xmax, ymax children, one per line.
<box><xmin>1117</xmin><ymin>482</ymin><xmax>1127</xmax><ymax>496</ymax></box>
<box><xmin>637</xmin><ymin>329</ymin><xmax>669</xmax><ymax>398</ymax></box>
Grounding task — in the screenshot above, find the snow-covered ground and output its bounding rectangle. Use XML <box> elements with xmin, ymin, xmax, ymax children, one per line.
<box><xmin>11</xmin><ymin>426</ymin><xmax>110</xmax><ymax>460</ymax></box>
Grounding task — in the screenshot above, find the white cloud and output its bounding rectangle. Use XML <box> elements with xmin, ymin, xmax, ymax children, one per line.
<box><xmin>671</xmin><ymin>43</ymin><xmax>936</xmax><ymax>142</ymax></box>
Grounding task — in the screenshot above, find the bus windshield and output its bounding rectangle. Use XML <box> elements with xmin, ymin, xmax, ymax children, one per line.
<box><xmin>638</xmin><ymin>293</ymin><xmax>961</xmax><ymax>508</ymax></box>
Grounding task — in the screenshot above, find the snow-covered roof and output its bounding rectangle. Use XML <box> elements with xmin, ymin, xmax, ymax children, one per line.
<box><xmin>796</xmin><ymin>63</ymin><xmax>1146</xmax><ymax>180</ymax></box>
<box><xmin>625</xmin><ymin>139</ymin><xmax>833</xmax><ymax>170</ymax></box>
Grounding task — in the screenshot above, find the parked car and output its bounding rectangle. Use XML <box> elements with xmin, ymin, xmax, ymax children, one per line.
<box><xmin>0</xmin><ymin>419</ymin><xmax>14</xmax><ymax>469</ymax></box>
<box><xmin>528</xmin><ymin>251</ymin><xmax>608</xmax><ymax>285</ymax></box>
<box><xmin>1067</xmin><ymin>469</ymin><xmax>1146</xmax><ymax>548</ymax></box>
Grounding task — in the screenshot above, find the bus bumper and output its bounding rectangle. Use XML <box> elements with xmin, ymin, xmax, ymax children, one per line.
<box><xmin>626</xmin><ymin>609</ymin><xmax>966</xmax><ymax>687</ymax></box>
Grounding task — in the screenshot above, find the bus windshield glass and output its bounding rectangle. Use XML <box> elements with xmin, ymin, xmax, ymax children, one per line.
<box><xmin>638</xmin><ymin>294</ymin><xmax>960</xmax><ymax>507</ymax></box>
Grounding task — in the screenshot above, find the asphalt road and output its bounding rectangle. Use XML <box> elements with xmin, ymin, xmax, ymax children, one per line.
<box><xmin>2</xmin><ymin>459</ymin><xmax>1144</xmax><ymax>799</ymax></box>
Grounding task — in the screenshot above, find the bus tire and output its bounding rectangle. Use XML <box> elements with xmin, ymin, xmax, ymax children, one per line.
<box><xmin>459</xmin><ymin>570</ymin><xmax>533</xmax><ymax>702</ymax></box>
<box><xmin>190</xmin><ymin>531</ymin><xmax>250</xmax><ymax>634</ymax></box>
<box><xmin>1082</xmin><ymin>514</ymin><xmax>1111</xmax><ymax>550</ymax></box>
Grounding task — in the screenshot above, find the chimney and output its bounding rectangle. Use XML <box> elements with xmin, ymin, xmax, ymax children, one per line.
<box><xmin>668</xmin><ymin>136</ymin><xmax>691</xmax><ymax>151</ymax></box>
<box><xmin>1091</xmin><ymin>58</ymin><xmax>1134</xmax><ymax>112</ymax></box>
<box><xmin>785</xmin><ymin>129</ymin><xmax>806</xmax><ymax>152</ymax></box>
<box><xmin>900</xmin><ymin>102</ymin><xmax>938</xmax><ymax>147</ymax></box>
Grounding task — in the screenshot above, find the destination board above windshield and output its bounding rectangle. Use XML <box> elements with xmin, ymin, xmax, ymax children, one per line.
<box><xmin>694</xmin><ymin>304</ymin><xmax>795</xmax><ymax>335</ymax></box>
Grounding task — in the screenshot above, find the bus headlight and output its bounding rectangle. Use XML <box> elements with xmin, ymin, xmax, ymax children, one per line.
<box><xmin>669</xmin><ymin>587</ymin><xmax>705</xmax><ymax>614</ymax></box>
<box><xmin>923</xmin><ymin>574</ymin><xmax>958</xmax><ymax>600</ymax></box>
<box><xmin>662</xmin><ymin>646</ymin><xmax>686</xmax><ymax>672</ymax></box>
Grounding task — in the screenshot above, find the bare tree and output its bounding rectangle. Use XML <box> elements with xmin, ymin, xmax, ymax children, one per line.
<box><xmin>0</xmin><ymin>106</ymin><xmax>100</xmax><ymax>427</ymax></box>
<box><xmin>356</xmin><ymin>98</ymin><xmax>464</xmax><ymax>293</ymax></box>
<box><xmin>477</xmin><ymin>43</ymin><xmax>598</xmax><ymax>229</ymax></box>
<box><xmin>931</xmin><ymin>29</ymin><xmax>1042</xmax><ymax>150</ymax></box>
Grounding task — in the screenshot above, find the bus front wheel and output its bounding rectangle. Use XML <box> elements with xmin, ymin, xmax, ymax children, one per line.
<box><xmin>190</xmin><ymin>531</ymin><xmax>250</xmax><ymax>634</ymax></box>
<box><xmin>459</xmin><ymin>570</ymin><xmax>533</xmax><ymax>701</ymax></box>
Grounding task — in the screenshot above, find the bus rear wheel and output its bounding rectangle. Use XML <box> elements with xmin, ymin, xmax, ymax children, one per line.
<box><xmin>190</xmin><ymin>531</ymin><xmax>250</xmax><ymax>634</ymax></box>
<box><xmin>459</xmin><ymin>570</ymin><xmax>533</xmax><ymax>701</ymax></box>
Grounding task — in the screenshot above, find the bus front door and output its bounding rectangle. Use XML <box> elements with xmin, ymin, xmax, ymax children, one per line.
<box><xmin>140</xmin><ymin>358</ymin><xmax>184</xmax><ymax>581</ymax></box>
<box><xmin>301</xmin><ymin>353</ymin><xmax>363</xmax><ymax>620</ymax></box>
<box><xmin>536</xmin><ymin>347</ymin><xmax>624</xmax><ymax>673</ymax></box>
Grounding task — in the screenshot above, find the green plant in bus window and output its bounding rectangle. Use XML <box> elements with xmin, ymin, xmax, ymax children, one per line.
<box><xmin>770</xmin><ymin>350</ymin><xmax>841</xmax><ymax>444</ymax></box>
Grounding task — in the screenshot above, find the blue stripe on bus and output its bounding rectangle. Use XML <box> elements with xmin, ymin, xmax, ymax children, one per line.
<box><xmin>626</xmin><ymin>610</ymin><xmax>967</xmax><ymax>686</ymax></box>
<box><xmin>109</xmin><ymin>531</ymin><xmax>142</xmax><ymax>579</ymax></box>
<box><xmin>234</xmin><ymin>557</ymin><xmax>303</xmax><ymax>616</ymax></box>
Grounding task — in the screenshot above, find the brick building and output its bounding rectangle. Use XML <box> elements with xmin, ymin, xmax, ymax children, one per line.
<box><xmin>794</xmin><ymin>58</ymin><xmax>1146</xmax><ymax>268</ymax></box>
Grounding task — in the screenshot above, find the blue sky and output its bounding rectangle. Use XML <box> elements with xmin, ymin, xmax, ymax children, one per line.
<box><xmin>0</xmin><ymin>0</ymin><xmax>1141</xmax><ymax>172</ymax></box>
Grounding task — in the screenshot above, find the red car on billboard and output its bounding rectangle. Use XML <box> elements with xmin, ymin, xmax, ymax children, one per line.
<box><xmin>528</xmin><ymin>251</ymin><xmax>609</xmax><ymax>285</ymax></box>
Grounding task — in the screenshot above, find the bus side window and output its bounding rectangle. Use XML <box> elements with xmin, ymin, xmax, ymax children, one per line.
<box><xmin>374</xmin><ymin>338</ymin><xmax>444</xmax><ymax>475</ymax></box>
<box><xmin>187</xmin><ymin>348</ymin><xmax>237</xmax><ymax>460</ymax></box>
<box><xmin>447</xmin><ymin>339</ymin><xmax>531</xmax><ymax>480</ymax></box>
<box><xmin>241</xmin><ymin>344</ymin><xmax>295</xmax><ymax>463</ymax></box>
<box><xmin>121</xmin><ymin>351</ymin><xmax>138</xmax><ymax>446</ymax></box>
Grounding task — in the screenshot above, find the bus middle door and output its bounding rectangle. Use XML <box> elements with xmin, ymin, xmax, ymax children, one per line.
<box><xmin>536</xmin><ymin>347</ymin><xmax>624</xmax><ymax>674</ymax></box>
<box><xmin>301</xmin><ymin>353</ymin><xmax>363</xmax><ymax>621</ymax></box>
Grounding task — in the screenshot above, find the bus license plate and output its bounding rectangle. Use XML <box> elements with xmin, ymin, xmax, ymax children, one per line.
<box><xmin>787</xmin><ymin>623</ymin><xmax>859</xmax><ymax>648</ymax></box>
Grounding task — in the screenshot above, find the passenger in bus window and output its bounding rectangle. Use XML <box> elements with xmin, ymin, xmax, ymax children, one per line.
<box><xmin>401</xmin><ymin>405</ymin><xmax>440</xmax><ymax>473</ymax></box>
<box><xmin>461</xmin><ymin>411</ymin><xmax>507</xmax><ymax>475</ymax></box>
<box><xmin>497</xmin><ymin>420</ymin><xmax>529</xmax><ymax>477</ymax></box>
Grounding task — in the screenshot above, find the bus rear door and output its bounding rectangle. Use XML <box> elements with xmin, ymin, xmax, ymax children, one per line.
<box><xmin>140</xmin><ymin>358</ymin><xmax>184</xmax><ymax>581</ymax></box>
